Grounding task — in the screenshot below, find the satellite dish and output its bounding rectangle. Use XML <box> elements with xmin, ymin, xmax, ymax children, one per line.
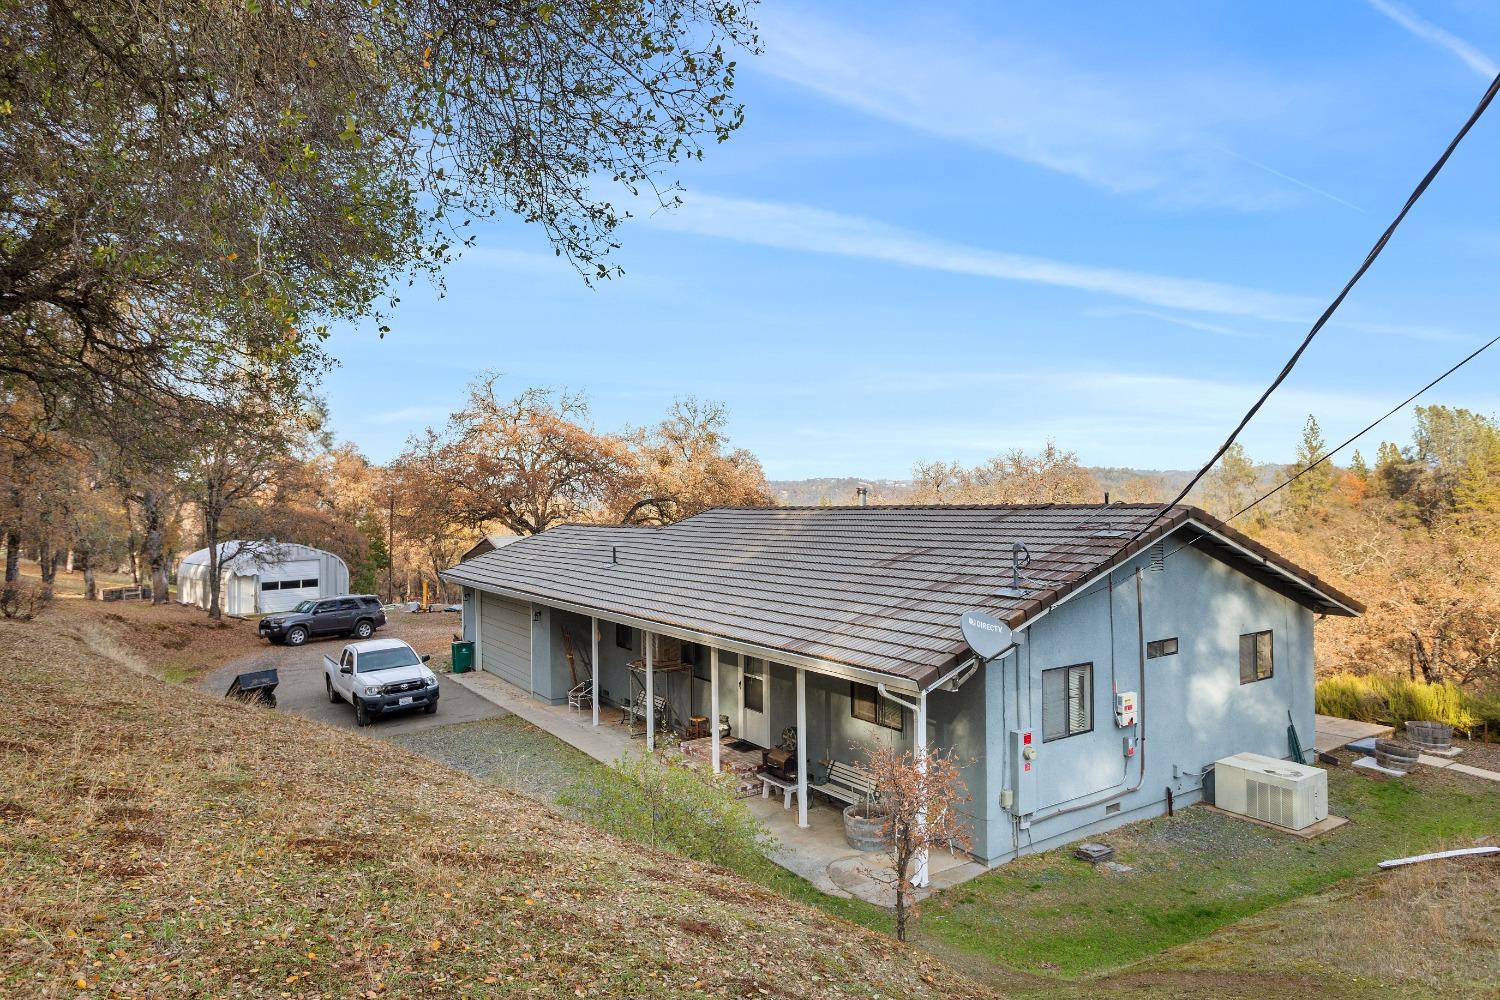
<box><xmin>960</xmin><ymin>610</ymin><xmax>1015</xmax><ymax>661</ymax></box>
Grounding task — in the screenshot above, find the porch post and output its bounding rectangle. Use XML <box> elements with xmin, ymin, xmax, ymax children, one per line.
<box><xmin>709</xmin><ymin>647</ymin><xmax>722</xmax><ymax>774</ymax></box>
<box><xmin>914</xmin><ymin>690</ymin><xmax>930</xmax><ymax>887</ymax></box>
<box><xmin>645</xmin><ymin>630</ymin><xmax>655</xmax><ymax>752</ymax></box>
<box><xmin>590</xmin><ymin>616</ymin><xmax>600</xmax><ymax>727</ymax></box>
<box><xmin>796</xmin><ymin>666</ymin><xmax>809</xmax><ymax>828</ymax></box>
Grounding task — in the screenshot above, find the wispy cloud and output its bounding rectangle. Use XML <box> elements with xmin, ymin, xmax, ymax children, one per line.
<box><xmin>1365</xmin><ymin>0</ymin><xmax>1498</xmax><ymax>79</ymax></box>
<box><xmin>636</xmin><ymin>189</ymin><xmax>1472</xmax><ymax>344</ymax></box>
<box><xmin>640</xmin><ymin>190</ymin><xmax>1307</xmax><ymax>320</ymax></box>
<box><xmin>755</xmin><ymin>8</ymin><xmax>1344</xmax><ymax>210</ymax></box>
<box><xmin>1083</xmin><ymin>307</ymin><xmax>1258</xmax><ymax>339</ymax></box>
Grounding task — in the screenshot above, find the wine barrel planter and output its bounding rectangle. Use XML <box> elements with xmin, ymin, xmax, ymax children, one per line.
<box><xmin>1404</xmin><ymin>720</ymin><xmax>1454</xmax><ymax>751</ymax></box>
<box><xmin>843</xmin><ymin>803</ymin><xmax>893</xmax><ymax>851</ymax></box>
<box><xmin>1374</xmin><ymin>739</ymin><xmax>1419</xmax><ymax>773</ymax></box>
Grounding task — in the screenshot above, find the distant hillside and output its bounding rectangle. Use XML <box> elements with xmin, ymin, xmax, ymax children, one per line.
<box><xmin>769</xmin><ymin>468</ymin><xmax>1202</xmax><ymax>507</ymax></box>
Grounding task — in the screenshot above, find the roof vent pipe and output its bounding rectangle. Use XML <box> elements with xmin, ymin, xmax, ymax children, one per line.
<box><xmin>612</xmin><ymin>546</ymin><xmax>618</xmax><ymax>564</ymax></box>
<box><xmin>1103</xmin><ymin>492</ymin><xmax>1109</xmax><ymax>505</ymax></box>
<box><xmin>856</xmin><ymin>485</ymin><xmax>869</xmax><ymax>506</ymax></box>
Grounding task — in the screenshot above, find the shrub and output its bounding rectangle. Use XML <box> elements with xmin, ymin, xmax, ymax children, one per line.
<box><xmin>0</xmin><ymin>583</ymin><xmax>51</xmax><ymax>621</ymax></box>
<box><xmin>560</xmin><ymin>741</ymin><xmax>771</xmax><ymax>871</ymax></box>
<box><xmin>1316</xmin><ymin>673</ymin><xmax>1479</xmax><ymax>732</ymax></box>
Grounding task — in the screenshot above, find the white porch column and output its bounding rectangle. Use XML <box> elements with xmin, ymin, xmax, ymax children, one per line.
<box><xmin>709</xmin><ymin>648</ymin><xmax>722</xmax><ymax>774</ymax></box>
<box><xmin>796</xmin><ymin>666</ymin><xmax>809</xmax><ymax>828</ymax></box>
<box><xmin>590</xmin><ymin>616</ymin><xmax>600</xmax><ymax>727</ymax></box>
<box><xmin>644</xmin><ymin>630</ymin><xmax>655</xmax><ymax>752</ymax></box>
<box><xmin>914</xmin><ymin>690</ymin><xmax>930</xmax><ymax>887</ymax></box>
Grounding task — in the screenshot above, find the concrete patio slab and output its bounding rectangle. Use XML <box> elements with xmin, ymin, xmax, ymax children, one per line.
<box><xmin>1314</xmin><ymin>714</ymin><xmax>1392</xmax><ymax>753</ymax></box>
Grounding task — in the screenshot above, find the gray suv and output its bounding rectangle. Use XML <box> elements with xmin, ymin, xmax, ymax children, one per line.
<box><xmin>258</xmin><ymin>595</ymin><xmax>387</xmax><ymax>646</ymax></box>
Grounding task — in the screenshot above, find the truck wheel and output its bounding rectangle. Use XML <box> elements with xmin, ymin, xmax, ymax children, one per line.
<box><xmin>326</xmin><ymin>676</ymin><xmax>339</xmax><ymax>704</ymax></box>
<box><xmin>286</xmin><ymin>626</ymin><xmax>308</xmax><ymax>647</ymax></box>
<box><xmin>354</xmin><ymin>701</ymin><xmax>370</xmax><ymax>727</ymax></box>
<box><xmin>353</xmin><ymin>619</ymin><xmax>374</xmax><ymax>639</ymax></box>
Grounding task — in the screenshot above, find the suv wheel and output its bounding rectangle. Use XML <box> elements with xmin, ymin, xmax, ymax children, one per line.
<box><xmin>353</xmin><ymin>619</ymin><xmax>374</xmax><ymax>639</ymax></box>
<box><xmin>285</xmin><ymin>626</ymin><xmax>308</xmax><ymax>647</ymax></box>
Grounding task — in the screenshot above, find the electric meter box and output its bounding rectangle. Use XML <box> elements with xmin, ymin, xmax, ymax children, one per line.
<box><xmin>1115</xmin><ymin>691</ymin><xmax>1138</xmax><ymax>727</ymax></box>
<box><xmin>1008</xmin><ymin>729</ymin><xmax>1037</xmax><ymax>815</ymax></box>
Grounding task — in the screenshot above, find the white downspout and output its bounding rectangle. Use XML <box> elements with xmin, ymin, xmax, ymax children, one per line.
<box><xmin>590</xmin><ymin>616</ymin><xmax>600</xmax><ymax>728</ymax></box>
<box><xmin>877</xmin><ymin>683</ymin><xmax>930</xmax><ymax>887</ymax></box>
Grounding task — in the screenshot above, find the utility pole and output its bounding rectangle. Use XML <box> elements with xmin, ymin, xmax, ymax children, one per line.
<box><xmin>387</xmin><ymin>488</ymin><xmax>395</xmax><ymax>603</ymax></box>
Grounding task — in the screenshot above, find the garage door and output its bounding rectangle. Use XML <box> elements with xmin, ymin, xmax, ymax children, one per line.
<box><xmin>258</xmin><ymin>560</ymin><xmax>322</xmax><ymax>613</ymax></box>
<box><xmin>479</xmin><ymin>593</ymin><xmax>532</xmax><ymax>692</ymax></box>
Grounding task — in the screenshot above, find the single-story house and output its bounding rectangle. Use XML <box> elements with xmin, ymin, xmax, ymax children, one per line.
<box><xmin>459</xmin><ymin>533</ymin><xmax>518</xmax><ymax>563</ymax></box>
<box><xmin>440</xmin><ymin>504</ymin><xmax>1360</xmax><ymax>870</ymax></box>
<box><xmin>176</xmin><ymin>540</ymin><xmax>351</xmax><ymax>615</ymax></box>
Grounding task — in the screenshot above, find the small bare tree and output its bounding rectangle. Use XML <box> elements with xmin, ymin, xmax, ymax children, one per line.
<box><xmin>865</xmin><ymin>744</ymin><xmax>972</xmax><ymax>942</ymax></box>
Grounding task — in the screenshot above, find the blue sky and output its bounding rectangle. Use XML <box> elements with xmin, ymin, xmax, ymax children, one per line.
<box><xmin>322</xmin><ymin>0</ymin><xmax>1500</xmax><ymax>480</ymax></box>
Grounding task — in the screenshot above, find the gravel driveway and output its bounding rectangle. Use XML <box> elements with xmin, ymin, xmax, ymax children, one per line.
<box><xmin>198</xmin><ymin>610</ymin><xmax>506</xmax><ymax>736</ymax></box>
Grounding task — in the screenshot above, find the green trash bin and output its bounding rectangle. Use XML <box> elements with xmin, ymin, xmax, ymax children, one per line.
<box><xmin>450</xmin><ymin>640</ymin><xmax>474</xmax><ymax>674</ymax></box>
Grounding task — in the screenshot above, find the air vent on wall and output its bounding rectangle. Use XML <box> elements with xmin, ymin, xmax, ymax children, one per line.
<box><xmin>1148</xmin><ymin>543</ymin><xmax>1166</xmax><ymax>572</ymax></box>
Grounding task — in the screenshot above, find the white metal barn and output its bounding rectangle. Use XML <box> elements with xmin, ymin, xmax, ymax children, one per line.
<box><xmin>175</xmin><ymin>541</ymin><xmax>351</xmax><ymax>615</ymax></box>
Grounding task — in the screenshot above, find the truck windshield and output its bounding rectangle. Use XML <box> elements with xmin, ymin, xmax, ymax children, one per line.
<box><xmin>357</xmin><ymin>648</ymin><xmax>421</xmax><ymax>672</ymax></box>
<box><xmin>292</xmin><ymin>601</ymin><xmax>316</xmax><ymax>614</ymax></box>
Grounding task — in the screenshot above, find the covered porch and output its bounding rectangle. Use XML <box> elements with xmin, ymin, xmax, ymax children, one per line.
<box><xmin>448</xmin><ymin>665</ymin><xmax>987</xmax><ymax>903</ymax></box>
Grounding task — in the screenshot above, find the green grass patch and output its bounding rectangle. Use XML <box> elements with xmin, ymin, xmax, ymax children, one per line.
<box><xmin>914</xmin><ymin>765</ymin><xmax>1500</xmax><ymax>980</ymax></box>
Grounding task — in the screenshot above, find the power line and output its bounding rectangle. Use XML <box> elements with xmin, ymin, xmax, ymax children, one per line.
<box><xmin>1124</xmin><ymin>69</ymin><xmax>1500</xmax><ymax>548</ymax></box>
<box><xmin>1225</xmin><ymin>332</ymin><xmax>1500</xmax><ymax>523</ymax></box>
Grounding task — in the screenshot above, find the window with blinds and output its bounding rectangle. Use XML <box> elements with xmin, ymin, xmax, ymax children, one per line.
<box><xmin>1239</xmin><ymin>630</ymin><xmax>1274</xmax><ymax>684</ymax></box>
<box><xmin>1042</xmin><ymin>662</ymin><xmax>1093</xmax><ymax>742</ymax></box>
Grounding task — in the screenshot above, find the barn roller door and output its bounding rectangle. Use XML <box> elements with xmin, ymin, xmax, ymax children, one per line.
<box><xmin>479</xmin><ymin>593</ymin><xmax>532</xmax><ymax>692</ymax></box>
<box><xmin>257</xmin><ymin>560</ymin><xmax>322</xmax><ymax>613</ymax></box>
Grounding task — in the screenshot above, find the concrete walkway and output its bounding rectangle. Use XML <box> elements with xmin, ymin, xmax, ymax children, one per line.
<box><xmin>1418</xmin><ymin>752</ymin><xmax>1500</xmax><ymax>784</ymax></box>
<box><xmin>1314</xmin><ymin>714</ymin><xmax>1392</xmax><ymax>753</ymax></box>
<box><xmin>447</xmin><ymin>669</ymin><xmax>990</xmax><ymax>905</ymax></box>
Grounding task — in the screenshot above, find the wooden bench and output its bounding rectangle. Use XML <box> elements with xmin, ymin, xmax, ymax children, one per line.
<box><xmin>811</xmin><ymin>760</ymin><xmax>877</xmax><ymax>808</ymax></box>
<box><xmin>759</xmin><ymin>772</ymin><xmax>797</xmax><ymax>809</ymax></box>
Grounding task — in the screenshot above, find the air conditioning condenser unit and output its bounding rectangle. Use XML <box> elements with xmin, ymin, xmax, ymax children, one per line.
<box><xmin>1212</xmin><ymin>752</ymin><xmax>1328</xmax><ymax>830</ymax></box>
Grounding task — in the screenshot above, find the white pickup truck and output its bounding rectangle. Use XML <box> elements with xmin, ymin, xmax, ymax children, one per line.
<box><xmin>324</xmin><ymin>638</ymin><xmax>440</xmax><ymax>727</ymax></box>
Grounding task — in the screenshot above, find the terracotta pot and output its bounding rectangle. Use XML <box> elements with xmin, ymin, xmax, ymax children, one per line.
<box><xmin>842</xmin><ymin>802</ymin><xmax>892</xmax><ymax>851</ymax></box>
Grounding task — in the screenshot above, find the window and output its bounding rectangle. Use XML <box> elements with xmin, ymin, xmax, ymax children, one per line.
<box><xmin>300</xmin><ymin>578</ymin><xmax>319</xmax><ymax>589</ymax></box>
<box><xmin>850</xmin><ymin>682</ymin><xmax>903</xmax><ymax>732</ymax></box>
<box><xmin>314</xmin><ymin>600</ymin><xmax>337</xmax><ymax>614</ymax></box>
<box><xmin>260</xmin><ymin>581</ymin><xmax>280</xmax><ymax>591</ymax></box>
<box><xmin>1146</xmin><ymin>637</ymin><xmax>1179</xmax><ymax>659</ymax></box>
<box><xmin>616</xmin><ymin>623</ymin><xmax>635</xmax><ymax>650</ymax></box>
<box><xmin>1239</xmin><ymin>631</ymin><xmax>1273</xmax><ymax>684</ymax></box>
<box><xmin>337</xmin><ymin>598</ymin><xmax>360</xmax><ymax>611</ymax></box>
<box><xmin>1042</xmin><ymin>662</ymin><xmax>1093</xmax><ymax>742</ymax></box>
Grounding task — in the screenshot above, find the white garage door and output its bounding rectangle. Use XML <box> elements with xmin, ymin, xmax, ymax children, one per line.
<box><xmin>257</xmin><ymin>560</ymin><xmax>323</xmax><ymax>613</ymax></box>
<box><xmin>479</xmin><ymin>593</ymin><xmax>532</xmax><ymax>692</ymax></box>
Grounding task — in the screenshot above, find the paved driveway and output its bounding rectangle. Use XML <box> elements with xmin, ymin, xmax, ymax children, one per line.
<box><xmin>199</xmin><ymin>612</ymin><xmax>505</xmax><ymax>736</ymax></box>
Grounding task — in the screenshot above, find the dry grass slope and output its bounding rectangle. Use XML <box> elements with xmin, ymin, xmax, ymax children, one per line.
<box><xmin>0</xmin><ymin>609</ymin><xmax>994</xmax><ymax>999</ymax></box>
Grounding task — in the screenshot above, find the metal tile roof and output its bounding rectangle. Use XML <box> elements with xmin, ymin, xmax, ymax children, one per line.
<box><xmin>441</xmin><ymin>504</ymin><xmax>1361</xmax><ymax>690</ymax></box>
